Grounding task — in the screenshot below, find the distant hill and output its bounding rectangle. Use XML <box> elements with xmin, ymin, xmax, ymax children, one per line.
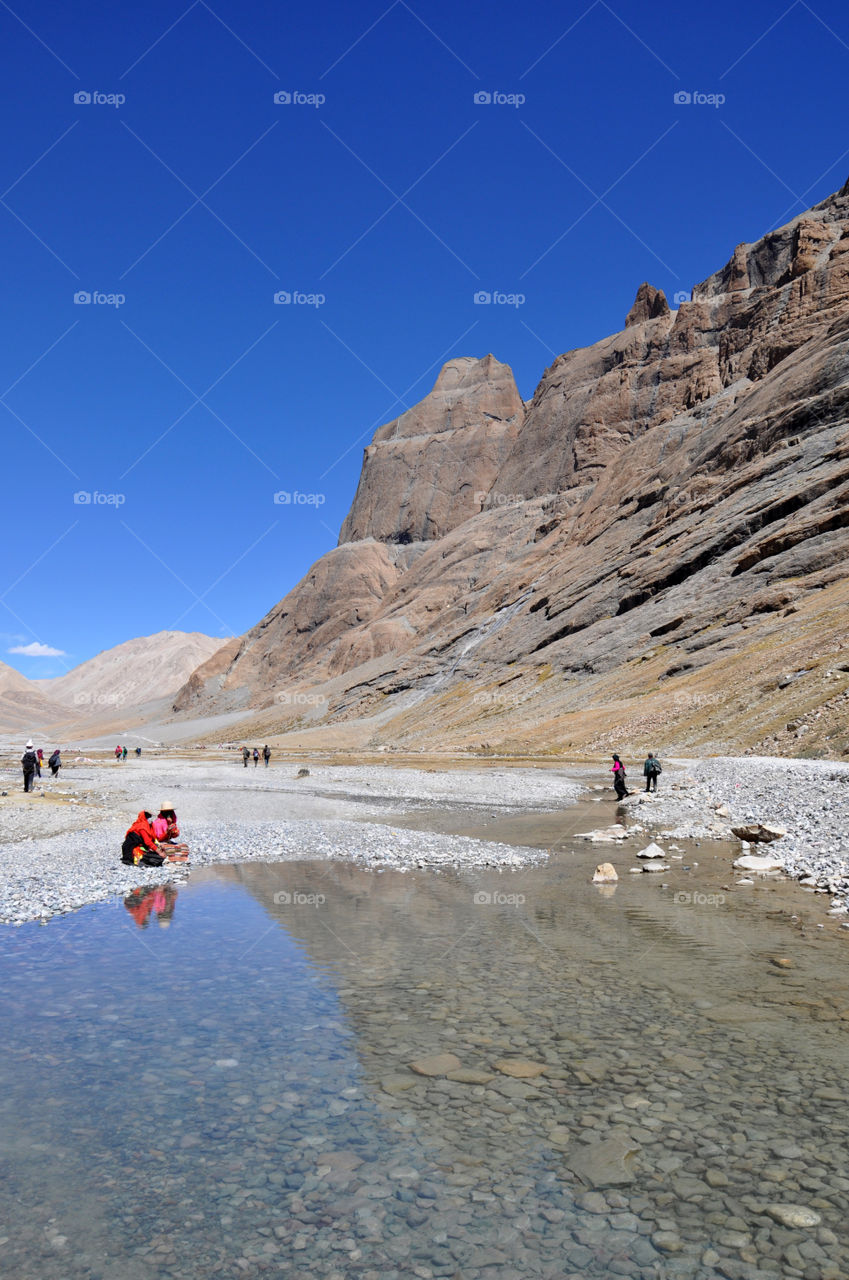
<box><xmin>37</xmin><ymin>631</ymin><xmax>227</xmax><ymax>714</ymax></box>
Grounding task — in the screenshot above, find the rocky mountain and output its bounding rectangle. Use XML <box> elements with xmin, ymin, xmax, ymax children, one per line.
<box><xmin>173</xmin><ymin>181</ymin><xmax>849</xmax><ymax>758</ymax></box>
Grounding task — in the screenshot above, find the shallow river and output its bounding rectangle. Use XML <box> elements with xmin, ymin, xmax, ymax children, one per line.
<box><xmin>1</xmin><ymin>834</ymin><xmax>848</xmax><ymax>1279</ymax></box>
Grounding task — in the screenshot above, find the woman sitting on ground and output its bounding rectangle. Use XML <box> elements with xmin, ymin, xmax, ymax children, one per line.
<box><xmin>151</xmin><ymin>803</ymin><xmax>190</xmax><ymax>857</ymax></box>
<box><xmin>121</xmin><ymin>811</ymin><xmax>188</xmax><ymax>866</ymax></box>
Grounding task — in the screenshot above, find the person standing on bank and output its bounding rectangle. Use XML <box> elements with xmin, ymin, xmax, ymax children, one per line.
<box><xmin>611</xmin><ymin>754</ymin><xmax>629</xmax><ymax>801</ymax></box>
<box><xmin>21</xmin><ymin>741</ymin><xmax>38</xmax><ymax>793</ymax></box>
<box><xmin>643</xmin><ymin>752</ymin><xmax>662</xmax><ymax>792</ymax></box>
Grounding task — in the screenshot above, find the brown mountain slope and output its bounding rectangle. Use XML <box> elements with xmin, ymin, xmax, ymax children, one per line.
<box><xmin>173</xmin><ymin>182</ymin><xmax>849</xmax><ymax>757</ymax></box>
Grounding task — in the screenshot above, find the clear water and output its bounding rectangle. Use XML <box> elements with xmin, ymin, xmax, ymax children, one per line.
<box><xmin>2</xmin><ymin>851</ymin><xmax>848</xmax><ymax>1279</ymax></box>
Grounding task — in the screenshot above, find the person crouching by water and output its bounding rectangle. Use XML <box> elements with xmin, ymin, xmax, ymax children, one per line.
<box><xmin>611</xmin><ymin>754</ymin><xmax>630</xmax><ymax>801</ymax></box>
<box><xmin>121</xmin><ymin>811</ymin><xmax>188</xmax><ymax>866</ymax></box>
<box><xmin>152</xmin><ymin>803</ymin><xmax>190</xmax><ymax>857</ymax></box>
<box><xmin>643</xmin><ymin>751</ymin><xmax>662</xmax><ymax>792</ymax></box>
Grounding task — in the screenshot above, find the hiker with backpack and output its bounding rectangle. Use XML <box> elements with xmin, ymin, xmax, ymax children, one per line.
<box><xmin>611</xmin><ymin>754</ymin><xmax>629</xmax><ymax>801</ymax></box>
<box><xmin>262</xmin><ymin>744</ymin><xmax>271</xmax><ymax>767</ymax></box>
<box><xmin>643</xmin><ymin>752</ymin><xmax>662</xmax><ymax>792</ymax></box>
<box><xmin>21</xmin><ymin>741</ymin><xmax>38</xmax><ymax>793</ymax></box>
<box><xmin>48</xmin><ymin>748</ymin><xmax>61</xmax><ymax>777</ymax></box>
<box><xmin>242</xmin><ymin>746</ymin><xmax>250</xmax><ymax>768</ymax></box>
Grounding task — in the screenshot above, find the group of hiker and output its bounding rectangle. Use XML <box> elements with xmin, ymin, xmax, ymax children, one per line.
<box><xmin>242</xmin><ymin>745</ymin><xmax>271</xmax><ymax>768</ymax></box>
<box><xmin>20</xmin><ymin>742</ymin><xmax>61</xmax><ymax>791</ymax></box>
<box><xmin>611</xmin><ymin>751</ymin><xmax>662</xmax><ymax>800</ymax></box>
<box><xmin>114</xmin><ymin>745</ymin><xmax>142</xmax><ymax>761</ymax></box>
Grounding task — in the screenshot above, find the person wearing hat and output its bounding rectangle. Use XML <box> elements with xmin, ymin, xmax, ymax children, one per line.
<box><xmin>21</xmin><ymin>741</ymin><xmax>38</xmax><ymax>793</ymax></box>
<box><xmin>152</xmin><ymin>803</ymin><xmax>190</xmax><ymax>856</ymax></box>
<box><xmin>121</xmin><ymin>810</ymin><xmax>187</xmax><ymax>866</ymax></box>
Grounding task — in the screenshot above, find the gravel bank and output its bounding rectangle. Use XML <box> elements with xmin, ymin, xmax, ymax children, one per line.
<box><xmin>624</xmin><ymin>755</ymin><xmax>849</xmax><ymax>904</ymax></box>
<box><xmin>0</xmin><ymin>817</ymin><xmax>549</xmax><ymax>926</ymax></box>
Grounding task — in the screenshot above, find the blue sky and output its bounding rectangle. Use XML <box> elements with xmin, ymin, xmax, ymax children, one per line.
<box><xmin>2</xmin><ymin>0</ymin><xmax>848</xmax><ymax>677</ymax></box>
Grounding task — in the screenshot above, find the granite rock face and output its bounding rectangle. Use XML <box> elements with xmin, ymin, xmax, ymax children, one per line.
<box><xmin>174</xmin><ymin>182</ymin><xmax>849</xmax><ymax>757</ymax></box>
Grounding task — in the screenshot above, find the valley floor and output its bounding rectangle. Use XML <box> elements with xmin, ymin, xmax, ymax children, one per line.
<box><xmin>0</xmin><ymin>754</ymin><xmax>847</xmax><ymax>926</ymax></box>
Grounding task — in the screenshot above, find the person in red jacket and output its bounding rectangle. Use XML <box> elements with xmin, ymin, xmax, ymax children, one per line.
<box><xmin>121</xmin><ymin>811</ymin><xmax>187</xmax><ymax>866</ymax></box>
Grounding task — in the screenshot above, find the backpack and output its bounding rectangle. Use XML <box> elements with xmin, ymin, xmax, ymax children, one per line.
<box><xmin>652</xmin><ymin>760</ymin><xmax>662</xmax><ymax>774</ymax></box>
<box><xmin>22</xmin><ymin>750</ymin><xmax>37</xmax><ymax>771</ymax></box>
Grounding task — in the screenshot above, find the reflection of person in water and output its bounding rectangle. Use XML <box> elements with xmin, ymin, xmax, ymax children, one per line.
<box><xmin>124</xmin><ymin>884</ymin><xmax>178</xmax><ymax>929</ymax></box>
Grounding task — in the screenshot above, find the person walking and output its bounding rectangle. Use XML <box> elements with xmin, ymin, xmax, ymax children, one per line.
<box><xmin>48</xmin><ymin>748</ymin><xmax>61</xmax><ymax>777</ymax></box>
<box><xmin>122</xmin><ymin>746</ymin><xmax>128</xmax><ymax>762</ymax></box>
<box><xmin>252</xmin><ymin>748</ymin><xmax>259</xmax><ymax>767</ymax></box>
<box><xmin>262</xmin><ymin>744</ymin><xmax>271</xmax><ymax>768</ymax></box>
<box><xmin>643</xmin><ymin>752</ymin><xmax>662</xmax><ymax>792</ymax></box>
<box><xmin>21</xmin><ymin>741</ymin><xmax>38</xmax><ymax>793</ymax></box>
<box><xmin>115</xmin><ymin>745</ymin><xmax>122</xmax><ymax>762</ymax></box>
<box><xmin>611</xmin><ymin>754</ymin><xmax>629</xmax><ymax>801</ymax></box>
<box><xmin>35</xmin><ymin>747</ymin><xmax>43</xmax><ymax>778</ymax></box>
<box><xmin>135</xmin><ymin>746</ymin><xmax>142</xmax><ymax>758</ymax></box>
<box><xmin>242</xmin><ymin>746</ymin><xmax>250</xmax><ymax>768</ymax></box>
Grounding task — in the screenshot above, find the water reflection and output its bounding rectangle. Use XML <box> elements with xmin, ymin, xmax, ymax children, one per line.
<box><xmin>123</xmin><ymin>883</ymin><xmax>179</xmax><ymax>929</ymax></box>
<box><xmin>0</xmin><ymin>854</ymin><xmax>847</xmax><ymax>1279</ymax></box>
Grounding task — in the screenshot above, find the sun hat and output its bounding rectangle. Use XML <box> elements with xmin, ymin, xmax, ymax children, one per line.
<box><xmin>25</xmin><ymin>740</ymin><xmax>33</xmax><ymax>749</ymax></box>
<box><xmin>159</xmin><ymin>801</ymin><xmax>176</xmax><ymax>812</ymax></box>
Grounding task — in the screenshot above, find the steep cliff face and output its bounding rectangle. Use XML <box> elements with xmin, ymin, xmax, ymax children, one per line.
<box><xmin>339</xmin><ymin>355</ymin><xmax>525</xmax><ymax>545</ymax></box>
<box><xmin>173</xmin><ymin>183</ymin><xmax>849</xmax><ymax>757</ymax></box>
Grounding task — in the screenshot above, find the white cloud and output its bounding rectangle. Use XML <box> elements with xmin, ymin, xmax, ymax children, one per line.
<box><xmin>8</xmin><ymin>642</ymin><xmax>67</xmax><ymax>658</ymax></box>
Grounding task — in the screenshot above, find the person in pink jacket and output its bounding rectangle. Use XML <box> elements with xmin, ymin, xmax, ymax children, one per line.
<box><xmin>611</xmin><ymin>754</ymin><xmax>630</xmax><ymax>801</ymax></box>
<box><xmin>151</xmin><ymin>803</ymin><xmax>190</xmax><ymax>856</ymax></box>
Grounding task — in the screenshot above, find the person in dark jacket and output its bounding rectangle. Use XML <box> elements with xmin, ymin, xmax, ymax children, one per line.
<box><xmin>611</xmin><ymin>754</ymin><xmax>629</xmax><ymax>801</ymax></box>
<box><xmin>21</xmin><ymin>741</ymin><xmax>38</xmax><ymax>792</ymax></box>
<box><xmin>48</xmin><ymin>748</ymin><xmax>61</xmax><ymax>777</ymax></box>
<box><xmin>262</xmin><ymin>745</ymin><xmax>271</xmax><ymax>767</ymax></box>
<box><xmin>643</xmin><ymin>752</ymin><xmax>662</xmax><ymax>792</ymax></box>
<box><xmin>242</xmin><ymin>746</ymin><xmax>250</xmax><ymax>768</ymax></box>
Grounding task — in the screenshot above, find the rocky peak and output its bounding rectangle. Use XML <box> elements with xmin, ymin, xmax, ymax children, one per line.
<box><xmin>339</xmin><ymin>355</ymin><xmax>524</xmax><ymax>545</ymax></box>
<box><xmin>625</xmin><ymin>282</ymin><xmax>670</xmax><ymax>326</ymax></box>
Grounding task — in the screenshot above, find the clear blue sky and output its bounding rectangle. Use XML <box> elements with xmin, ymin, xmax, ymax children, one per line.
<box><xmin>2</xmin><ymin>0</ymin><xmax>848</xmax><ymax>676</ymax></box>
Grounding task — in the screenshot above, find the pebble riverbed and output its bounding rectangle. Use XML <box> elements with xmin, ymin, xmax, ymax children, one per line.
<box><xmin>1</xmin><ymin>756</ymin><xmax>849</xmax><ymax>1278</ymax></box>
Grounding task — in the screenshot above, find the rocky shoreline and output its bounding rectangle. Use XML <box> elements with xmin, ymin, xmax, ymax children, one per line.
<box><xmin>0</xmin><ymin>756</ymin><xmax>847</xmax><ymax>927</ymax></box>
